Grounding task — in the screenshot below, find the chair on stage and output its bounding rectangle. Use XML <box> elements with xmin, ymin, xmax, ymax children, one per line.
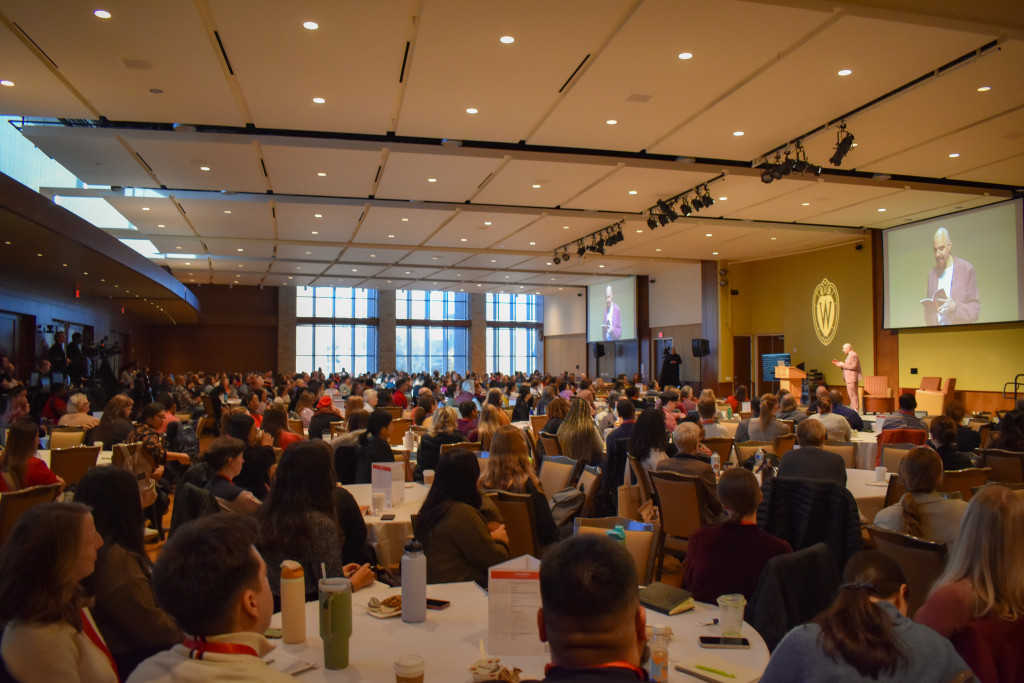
<box><xmin>860</xmin><ymin>376</ymin><xmax>895</xmax><ymax>415</ymax></box>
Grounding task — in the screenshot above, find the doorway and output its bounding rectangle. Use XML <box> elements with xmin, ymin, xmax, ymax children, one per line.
<box><xmin>733</xmin><ymin>335</ymin><xmax>751</xmax><ymax>398</ymax></box>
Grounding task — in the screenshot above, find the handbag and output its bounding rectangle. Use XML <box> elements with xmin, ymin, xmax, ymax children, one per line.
<box><xmin>549</xmin><ymin>486</ymin><xmax>586</xmax><ymax>527</ymax></box>
<box><xmin>616</xmin><ymin>464</ymin><xmax>658</xmax><ymax>523</ymax></box>
<box><xmin>137</xmin><ymin>473</ymin><xmax>158</xmax><ymax>509</ymax></box>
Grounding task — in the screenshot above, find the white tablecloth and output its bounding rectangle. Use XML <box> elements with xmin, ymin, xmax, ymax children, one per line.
<box><xmin>35</xmin><ymin>449</ymin><xmax>113</xmax><ymax>468</ymax></box>
<box><xmin>270</xmin><ymin>581</ymin><xmax>770</xmax><ymax>682</ymax></box>
<box><xmin>346</xmin><ymin>483</ymin><xmax>429</xmax><ymax>568</ymax></box>
<box><xmin>850</xmin><ymin>431</ymin><xmax>879</xmax><ymax>470</ymax></box>
<box><xmin>846</xmin><ymin>468</ymin><xmax>890</xmax><ymax>522</ymax></box>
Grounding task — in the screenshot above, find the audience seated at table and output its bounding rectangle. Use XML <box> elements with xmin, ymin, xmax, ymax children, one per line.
<box><xmin>479</xmin><ymin>425</ymin><xmax>559</xmax><ymax>548</ymax></box>
<box><xmin>725</xmin><ymin>384</ymin><xmax>747</xmax><ymax>415</ymax></box>
<box><xmin>525</xmin><ymin>534</ymin><xmax>646</xmax><ymax>683</ymax></box>
<box><xmin>915</xmin><ymin>485</ymin><xmax>1024</xmax><ymax>683</ymax></box>
<box><xmin>511</xmin><ymin>383</ymin><xmax>534</xmax><ymax>422</ymax></box>
<box><xmin>777</xmin><ymin>419</ymin><xmax>848</xmax><ymax>486</ymax></box>
<box><xmin>222</xmin><ymin>412</ymin><xmax>276</xmax><ymax>500</ymax></box>
<box><xmin>0</xmin><ymin>418</ymin><xmax>63</xmax><ymax>492</ymax></box>
<box><xmin>354</xmin><ymin>409</ymin><xmax>395</xmax><ymax>484</ymax></box>
<box><xmin>557</xmin><ymin>398</ymin><xmax>605</xmax><ymax>465</ymax></box>
<box><xmin>93</xmin><ymin>394</ymin><xmax>135</xmax><ymax>450</ymax></box>
<box><xmin>126</xmin><ymin>515</ymin><xmax>294</xmax><ymax>683</ymax></box>
<box><xmin>203</xmin><ymin>436</ymin><xmax>262</xmax><ymax>515</ymax></box>
<box><xmin>262</xmin><ymin>403</ymin><xmax>303</xmax><ymax>449</ymax></box>
<box><xmin>39</xmin><ymin>383</ymin><xmax>69</xmax><ymax>423</ymax></box>
<box><xmin>696</xmin><ymin>397</ymin><xmax>727</xmax><ymax>438</ymax></box>
<box><xmin>415</xmin><ymin>406</ymin><xmax>464</xmax><ymax>481</ymax></box>
<box><xmin>627</xmin><ymin>408</ymin><xmax>673</xmax><ymax>472</ymax></box>
<box><xmin>258</xmin><ymin>441</ymin><xmax>374</xmax><ymax>603</ymax></box>
<box><xmin>470</xmin><ymin>403</ymin><xmax>510</xmax><ymax>450</ymax></box>
<box><xmin>656</xmin><ymin>422</ymin><xmax>723</xmax><ymax>525</ymax></box>
<box><xmin>882</xmin><ymin>393</ymin><xmax>928</xmax><ymax>431</ymax></box>
<box><xmin>828</xmin><ymin>389</ymin><xmax>863</xmax><ymax>431</ymax></box>
<box><xmin>775</xmin><ymin>393</ymin><xmax>807</xmax><ymax>426</ymax></box>
<box><xmin>604</xmin><ymin>397</ymin><xmax>636</xmax><ymax>449</ymax></box>
<box><xmin>748</xmin><ymin>395</ymin><xmax>790</xmax><ymax>442</ymax></box>
<box><xmin>539</xmin><ymin>397</ymin><xmax>569</xmax><ymax>436</ymax></box>
<box><xmin>761</xmin><ymin>550</ymin><xmax>971</xmax><ymax>682</ymax></box>
<box><xmin>534</xmin><ymin>385</ymin><xmax>555</xmax><ymax>416</ymax></box>
<box><xmin>330</xmin><ymin>408</ymin><xmax>368</xmax><ymax>485</ymax></box>
<box><xmin>809</xmin><ymin>397</ymin><xmax>852</xmax><ymax>442</ymax></box>
<box><xmin>684</xmin><ymin>467</ymin><xmax>791</xmax><ymax>603</ymax></box>
<box><xmin>873</xmin><ymin>447</ymin><xmax>967</xmax><ymax>550</ymax></box>
<box><xmin>991</xmin><ymin>409</ymin><xmax>1024</xmax><ymax>451</ymax></box>
<box><xmin>415</xmin><ymin>394</ymin><xmax>436</xmax><ymax>428</ymax></box>
<box><xmin>456</xmin><ymin>400</ymin><xmax>479</xmax><ymax>438</ymax></box>
<box><xmin>305</xmin><ymin>395</ymin><xmax>343</xmax><ymax>441</ymax></box>
<box><xmin>293</xmin><ymin>389</ymin><xmax>316</xmax><ymax>429</ymax></box>
<box><xmin>75</xmin><ymin>467</ymin><xmax>183</xmax><ymax>678</ymax></box>
<box><xmin>944</xmin><ymin>401</ymin><xmax>980</xmax><ymax>453</ymax></box>
<box><xmin>58</xmin><ymin>392</ymin><xmax>100</xmax><ymax>432</ymax></box>
<box><xmin>128</xmin><ymin>402</ymin><xmax>192</xmax><ymax>481</ymax></box>
<box><xmin>0</xmin><ymin>502</ymin><xmax>117</xmax><ymax>683</ymax></box>
<box><xmin>417</xmin><ymin>449</ymin><xmax>509</xmax><ymax>588</ymax></box>
<box><xmin>926</xmin><ymin>416</ymin><xmax>973</xmax><ymax>471</ymax></box>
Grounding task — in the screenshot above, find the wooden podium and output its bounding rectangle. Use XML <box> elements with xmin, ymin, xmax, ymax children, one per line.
<box><xmin>775</xmin><ymin>365</ymin><xmax>806</xmax><ymax>397</ymax></box>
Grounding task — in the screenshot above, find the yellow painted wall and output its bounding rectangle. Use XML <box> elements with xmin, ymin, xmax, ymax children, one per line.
<box><xmin>723</xmin><ymin>240</ymin><xmax>874</xmax><ymax>386</ymax></box>
<box><xmin>898</xmin><ymin>324</ymin><xmax>1024</xmax><ymax>392</ymax></box>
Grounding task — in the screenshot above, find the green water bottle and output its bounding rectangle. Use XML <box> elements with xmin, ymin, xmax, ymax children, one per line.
<box><xmin>319</xmin><ymin>577</ymin><xmax>352</xmax><ymax>669</ymax></box>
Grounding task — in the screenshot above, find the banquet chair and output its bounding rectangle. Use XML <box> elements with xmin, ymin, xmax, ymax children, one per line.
<box><xmin>538</xmin><ymin>434</ymin><xmax>562</xmax><ymax>456</ymax></box>
<box><xmin>529</xmin><ymin>415</ymin><xmax>547</xmax><ymax>439</ymax></box>
<box><xmin>883</xmin><ymin>474</ymin><xmax>908</xmax><ymax>508</ymax></box>
<box><xmin>648</xmin><ymin>471</ymin><xmax>706</xmax><ymax>584</ymax></box>
<box><xmin>865</xmin><ymin>525</ymin><xmax>948</xmax><ymax>618</ymax></box>
<box><xmin>735</xmin><ymin>441</ymin><xmax>775</xmax><ymax>466</ymax></box>
<box><xmin>822</xmin><ymin>441</ymin><xmax>857</xmax><ymax>469</ymax></box>
<box><xmin>168</xmin><ymin>483</ymin><xmax>220</xmax><ymax>538</ymax></box>
<box><xmin>48</xmin><ymin>428</ymin><xmax>86</xmax><ymax>449</ymax></box>
<box><xmin>980</xmin><ymin>449</ymin><xmax>1024</xmax><ymax>484</ymax></box>
<box><xmin>573</xmin><ymin>517</ymin><xmax>660</xmax><ymax>585</ymax></box>
<box><xmin>875</xmin><ymin>429</ymin><xmax>927</xmax><ymax>466</ymax></box>
<box><xmin>538</xmin><ymin>456</ymin><xmax>582</xmax><ymax>501</ymax></box>
<box><xmin>329</xmin><ymin>421</ymin><xmax>347</xmax><ymax>438</ymax></box>
<box><xmin>757</xmin><ymin>477</ymin><xmax>863</xmax><ymax>568</ymax></box>
<box><xmin>48</xmin><ymin>445</ymin><xmax>101</xmax><ymax>489</ymax></box>
<box><xmin>388</xmin><ymin>418</ymin><xmax>412</xmax><ymax>446</ymax></box>
<box><xmin>978</xmin><ymin>423</ymin><xmax>994</xmax><ymax>450</ymax></box>
<box><xmin>860</xmin><ymin>376</ymin><xmax>895</xmax><ymax>414</ymax></box>
<box><xmin>393</xmin><ymin>449</ymin><xmax>414</xmax><ymax>482</ymax></box>
<box><xmin>718</xmin><ymin>420</ymin><xmax>740</xmax><ymax>437</ymax></box>
<box><xmin>774</xmin><ymin>433</ymin><xmax>797</xmax><ymax>459</ymax></box>
<box><xmin>971</xmin><ymin>481</ymin><xmax>1024</xmax><ymax>496</ymax></box>
<box><xmin>440</xmin><ymin>441</ymin><xmax>481</xmax><ymax>455</ymax></box>
<box><xmin>626</xmin><ymin>455</ymin><xmax>654</xmax><ymax>509</ymax></box>
<box><xmin>381</xmin><ymin>406</ymin><xmax>403</xmax><ymax>418</ymax></box>
<box><xmin>940</xmin><ymin>467</ymin><xmax>991</xmax><ymax>501</ymax></box>
<box><xmin>287</xmin><ymin>418</ymin><xmax>304</xmax><ymax>435</ymax></box>
<box><xmin>701</xmin><ymin>437</ymin><xmax>734</xmax><ymax>463</ymax></box>
<box><xmin>576</xmin><ymin>465</ymin><xmax>603</xmax><ymax>518</ymax></box>
<box><xmin>881</xmin><ymin>443</ymin><xmax>918</xmax><ymax>473</ymax></box>
<box><xmin>488</xmin><ymin>491</ymin><xmax>539</xmax><ymax>558</ymax></box>
<box><xmin>0</xmin><ymin>483</ymin><xmax>62</xmax><ymax>548</ymax></box>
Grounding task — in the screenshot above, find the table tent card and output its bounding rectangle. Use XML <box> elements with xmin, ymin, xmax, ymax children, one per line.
<box><xmin>371</xmin><ymin>461</ymin><xmax>405</xmax><ymax>508</ymax></box>
<box><xmin>488</xmin><ymin>555</ymin><xmax>545</xmax><ymax>655</ymax></box>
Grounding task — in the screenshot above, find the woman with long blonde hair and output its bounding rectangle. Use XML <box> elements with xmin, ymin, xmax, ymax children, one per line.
<box><xmin>915</xmin><ymin>485</ymin><xmax>1024</xmax><ymax>681</ymax></box>
<box><xmin>557</xmin><ymin>397</ymin><xmax>604</xmax><ymax>465</ymax></box>
<box><xmin>479</xmin><ymin>425</ymin><xmax>559</xmax><ymax>546</ymax></box>
<box><xmin>873</xmin><ymin>447</ymin><xmax>966</xmax><ymax>549</ymax></box>
<box><xmin>471</xmin><ymin>404</ymin><xmax>510</xmax><ymax>451</ymax></box>
<box><xmin>415</xmin><ymin>406</ymin><xmax>463</xmax><ymax>481</ymax></box>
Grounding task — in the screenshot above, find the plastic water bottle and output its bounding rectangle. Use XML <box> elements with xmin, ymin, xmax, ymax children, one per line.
<box><xmin>401</xmin><ymin>539</ymin><xmax>427</xmax><ymax>623</ymax></box>
<box><xmin>647</xmin><ymin>625</ymin><xmax>670</xmax><ymax>682</ymax></box>
<box><xmin>710</xmin><ymin>453</ymin><xmax>721</xmax><ymax>479</ymax></box>
<box><xmin>606</xmin><ymin>524</ymin><xmax>626</xmax><ymax>544</ymax></box>
<box><xmin>754</xmin><ymin>448</ymin><xmax>765</xmax><ymax>471</ymax></box>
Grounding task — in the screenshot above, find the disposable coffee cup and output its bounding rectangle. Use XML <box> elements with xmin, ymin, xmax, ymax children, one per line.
<box><xmin>423</xmin><ymin>470</ymin><xmax>435</xmax><ymax>486</ymax></box>
<box><xmin>875</xmin><ymin>466</ymin><xmax>887</xmax><ymax>482</ymax></box>
<box><xmin>717</xmin><ymin>593</ymin><xmax>746</xmax><ymax>638</ymax></box>
<box><xmin>372</xmin><ymin>492</ymin><xmax>386</xmax><ymax>515</ymax></box>
<box><xmin>394</xmin><ymin>654</ymin><xmax>425</xmax><ymax>683</ymax></box>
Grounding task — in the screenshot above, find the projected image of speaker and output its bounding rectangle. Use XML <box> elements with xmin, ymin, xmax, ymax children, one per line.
<box><xmin>692</xmin><ymin>338</ymin><xmax>710</xmax><ymax>358</ymax></box>
<box><xmin>593</xmin><ymin>343</ymin><xmax>606</xmax><ymax>359</ymax></box>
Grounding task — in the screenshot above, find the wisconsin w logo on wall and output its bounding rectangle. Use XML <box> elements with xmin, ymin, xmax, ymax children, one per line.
<box><xmin>812</xmin><ymin>278</ymin><xmax>839</xmax><ymax>345</ymax></box>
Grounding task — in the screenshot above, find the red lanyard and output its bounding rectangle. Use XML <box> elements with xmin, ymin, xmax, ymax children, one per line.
<box><xmin>183</xmin><ymin>637</ymin><xmax>259</xmax><ymax>659</ymax></box>
<box><xmin>81</xmin><ymin>610</ymin><xmax>119</xmax><ymax>679</ymax></box>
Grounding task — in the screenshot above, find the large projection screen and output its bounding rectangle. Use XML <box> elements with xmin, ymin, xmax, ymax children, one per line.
<box><xmin>587</xmin><ymin>276</ymin><xmax>637</xmax><ymax>342</ymax></box>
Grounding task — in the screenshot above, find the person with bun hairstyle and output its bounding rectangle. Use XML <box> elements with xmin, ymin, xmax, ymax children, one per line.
<box><xmin>761</xmin><ymin>550</ymin><xmax>971</xmax><ymax>682</ymax></box>
<box><xmin>927</xmin><ymin>415</ymin><xmax>972</xmax><ymax>471</ymax></box>
<box><xmin>873</xmin><ymin>447</ymin><xmax>967</xmax><ymax>550</ymax></box>
<box><xmin>203</xmin><ymin>435</ymin><xmax>262</xmax><ymax>514</ymax></box>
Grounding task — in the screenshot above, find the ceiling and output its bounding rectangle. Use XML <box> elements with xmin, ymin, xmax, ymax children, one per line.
<box><xmin>0</xmin><ymin>0</ymin><xmax>1022</xmax><ymax>299</ymax></box>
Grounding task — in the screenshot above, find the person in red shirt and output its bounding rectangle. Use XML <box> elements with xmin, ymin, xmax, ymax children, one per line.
<box><xmin>392</xmin><ymin>378</ymin><xmax>409</xmax><ymax>410</ymax></box>
<box><xmin>0</xmin><ymin>419</ymin><xmax>63</xmax><ymax>492</ymax></box>
<box><xmin>40</xmin><ymin>384</ymin><xmax>69</xmax><ymax>423</ymax></box>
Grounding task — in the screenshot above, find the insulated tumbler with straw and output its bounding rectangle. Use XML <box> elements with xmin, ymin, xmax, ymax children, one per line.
<box><xmin>319</xmin><ymin>577</ymin><xmax>352</xmax><ymax>669</ymax></box>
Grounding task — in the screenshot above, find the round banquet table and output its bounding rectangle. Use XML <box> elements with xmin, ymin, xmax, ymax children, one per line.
<box><xmin>269</xmin><ymin>581</ymin><xmax>770</xmax><ymax>682</ymax></box>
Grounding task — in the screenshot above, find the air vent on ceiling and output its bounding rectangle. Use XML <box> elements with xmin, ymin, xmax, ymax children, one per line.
<box><xmin>626</xmin><ymin>93</ymin><xmax>652</xmax><ymax>103</ymax></box>
<box><xmin>121</xmin><ymin>58</ymin><xmax>153</xmax><ymax>70</ymax></box>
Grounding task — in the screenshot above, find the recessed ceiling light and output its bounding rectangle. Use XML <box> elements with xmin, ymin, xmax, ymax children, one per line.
<box><xmin>484</xmin><ymin>221</ymin><xmax>492</xmax><ymax>226</ymax></box>
<box><xmin>712</xmin><ymin>251</ymin><xmax>718</xmax><ymax>255</ymax></box>
<box><xmin>158</xmin><ymin>224</ymin><xmax>165</xmax><ymax>228</ymax></box>
<box><xmin>236</xmin><ymin>248</ymin><xmax>243</xmax><ymax>252</ymax></box>
<box><xmin>224</xmin><ymin>210</ymin><xmax>232</xmax><ymax>214</ymax></box>
<box><xmin>628</xmin><ymin>190</ymin><xmax>638</xmax><ymax>195</ymax></box>
<box><xmin>606</xmin><ymin>119</ymin><xmax>617</xmax><ymax>125</ymax></box>
<box><xmin>352</xmin><ymin>268</ymin><xmax>358</xmax><ymax>272</ymax></box>
<box><xmin>460</xmin><ymin>238</ymin><xmax>468</xmax><ymax>242</ymax></box>
<box><xmin>466</xmin><ymin>108</ymin><xmax>478</xmax><ymax>114</ymax></box>
<box><xmin>490</xmin><ymin>259</ymin><xmax>497</xmax><ymax>263</ymax></box>
<box><xmin>636</xmin><ymin>229</ymin><xmax>643</xmax><ymax>233</ymax></box>
<box><xmin>237</xmin><ymin>264</ymin><xmax>243</xmax><ymax>268</ymax></box>
<box><xmin>94</xmin><ymin>9</ymin><xmax>111</xmax><ymax>19</ymax></box>
<box><xmin>401</xmin><ymin>217</ymin><xmax>409</xmax><ymax>222</ymax></box>
<box><xmin>0</xmin><ymin>80</ymin><xmax>13</xmax><ymax>87</ymax></box>
<box><xmin>877</xmin><ymin>208</ymin><xmax>886</xmax><ymax>212</ymax></box>
<box><xmin>306</xmin><ymin>251</ymin><xmax>311</xmax><ymax>255</ymax></box>
<box><xmin>314</xmin><ymin>213</ymin><xmax>322</xmax><ymax>218</ymax></box>
<box><xmin>477</xmin><ymin>283</ymin><xmax>482</xmax><ymax>287</ymax></box>
<box><xmin>2</xmin><ymin>241</ymin><xmax>8</xmax><ymax>245</ymax></box>
<box><xmin>317</xmin><ymin>171</ymin><xmax>327</xmax><ymax>176</ymax></box>
<box><xmin>312</xmin><ymin>97</ymin><xmax>326</xmax><ymax>104</ymax></box>
<box><xmin>531</xmin><ymin>184</ymin><xmax>541</xmax><ymax>189</ymax></box>
<box><xmin>838</xmin><ymin>69</ymin><xmax>852</xmax><ymax>76</ymax></box>
<box><xmin>142</xmin><ymin>207</ymin><xmax>150</xmax><ymax>211</ymax></box>
<box><xmin>656</xmin><ymin>248</ymin><xmax>662</xmax><ymax>252</ymax></box>
<box><xmin>405</xmin><ymin>271</ymin><xmax>411</xmax><ymax>275</ymax></box>
<box><xmin>802</xmin><ymin>202</ymin><xmax>810</xmax><ymax>206</ymax></box>
<box><xmin>948</xmin><ymin>153</ymin><xmax>960</xmax><ymax>158</ymax></box>
<box><xmin>303</xmin><ymin>21</ymin><xmax>319</xmax><ymax>29</ymax></box>
<box><xmin>718</xmin><ymin>197</ymin><xmax>728</xmax><ymax>201</ymax></box>
<box><xmin>770</xmin><ymin>237</ymin><xmax>777</xmax><ymax>241</ymax></box>
<box><xmin>370</xmin><ymin>254</ymin><xmax>376</xmax><ymax>257</ymax></box>
<box><xmin>977</xmin><ymin>86</ymin><xmax>991</xmax><ymax>92</ymax></box>
<box><xmin>499</xmin><ymin>35</ymin><xmax>515</xmax><ymax>44</ymax></box>
<box><xmin>200</xmin><ymin>166</ymin><xmax>210</xmax><ymax>171</ymax></box>
<box><xmin>546</xmin><ymin>262</ymin><xmax>552</xmax><ymax>266</ymax></box>
<box><xmin>311</xmin><ymin>230</ymin><xmax>318</xmax><ymax>235</ymax></box>
<box><xmin>432</xmin><ymin>256</ymin><xmax>438</xmax><ymax>260</ymax></box>
<box><xmin>599</xmin><ymin>264</ymin><xmax>605</xmax><ymax>268</ymax></box>
<box><xmin>388</xmin><ymin>234</ymin><xmax>395</xmax><ymax>238</ymax></box>
<box><xmin>705</xmin><ymin>233</ymin><xmax>712</xmax><ymax>237</ymax></box>
<box><xmin>504</xmin><ymin>276</ymin><xmax>509</xmax><ymax>279</ymax></box>
<box><xmin>529</xmin><ymin>242</ymin><xmax>536</xmax><ymax>246</ymax></box>
<box><xmin>678</xmin><ymin>52</ymin><xmax>693</xmax><ymax>60</ymax></box>
<box><xmin>562</xmin><ymin>225</ymin><xmax>569</xmax><ymax>230</ymax></box>
<box><xmin>184</xmin><ymin>262</ymin><xmax>190</xmax><ymax>266</ymax></box>
<box><xmin>288</xmin><ymin>276</ymin><xmax>293</xmax><ymax>280</ymax></box>
<box><xmin>732</xmin><ymin>131</ymin><xmax>744</xmax><ymax>136</ymax></box>
<box><xmin>427</xmin><ymin>178</ymin><xmax>437</xmax><ymax>183</ymax></box>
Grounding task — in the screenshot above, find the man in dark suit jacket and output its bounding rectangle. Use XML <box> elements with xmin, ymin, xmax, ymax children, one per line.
<box><xmin>777</xmin><ymin>418</ymin><xmax>847</xmax><ymax>486</ymax></box>
<box><xmin>655</xmin><ymin>423</ymin><xmax>723</xmax><ymax>524</ymax></box>
<box><xmin>925</xmin><ymin>227</ymin><xmax>979</xmax><ymax>326</ymax></box>
<box><xmin>604</xmin><ymin>398</ymin><xmax>636</xmax><ymax>450</ymax></box>
<box><xmin>828</xmin><ymin>390</ymin><xmax>863</xmax><ymax>432</ymax></box>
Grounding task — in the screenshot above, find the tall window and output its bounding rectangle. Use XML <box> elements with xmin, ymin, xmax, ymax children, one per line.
<box><xmin>485</xmin><ymin>293</ymin><xmax>540</xmax><ymax>374</ymax></box>
<box><xmin>396</xmin><ymin>290</ymin><xmax>469</xmax><ymax>374</ymax></box>
<box><xmin>296</xmin><ymin>287</ymin><xmax>378</xmax><ymax>374</ymax></box>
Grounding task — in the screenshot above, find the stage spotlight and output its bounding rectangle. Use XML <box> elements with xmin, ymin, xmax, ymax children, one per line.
<box><xmin>552</xmin><ymin>255</ymin><xmax>560</xmax><ymax>265</ymax></box>
<box><xmin>830</xmin><ymin>131</ymin><xmax>855</xmax><ymax>166</ymax></box>
<box><xmin>647</xmin><ymin>215</ymin><xmax>659</xmax><ymax>230</ymax></box>
<box><xmin>577</xmin><ymin>244</ymin><xmax>586</xmax><ymax>256</ymax></box>
<box><xmin>679</xmin><ymin>198</ymin><xmax>693</xmax><ymax>216</ymax></box>
<box><xmin>561</xmin><ymin>251</ymin><xmax>569</xmax><ymax>261</ymax></box>
<box><xmin>700</xmin><ymin>188</ymin><xmax>715</xmax><ymax>208</ymax></box>
<box><xmin>657</xmin><ymin>199</ymin><xmax>678</xmax><ymax>221</ymax></box>
<box><xmin>812</xmin><ymin>164</ymin><xmax>823</xmax><ymax>176</ymax></box>
<box><xmin>596</xmin><ymin>237</ymin><xmax>605</xmax><ymax>249</ymax></box>
<box><xmin>760</xmin><ymin>165</ymin><xmax>774</xmax><ymax>184</ymax></box>
<box><xmin>780</xmin><ymin>157</ymin><xmax>795</xmax><ymax>175</ymax></box>
<box><xmin>792</xmin><ymin>158</ymin><xmax>809</xmax><ymax>173</ymax></box>
<box><xmin>657</xmin><ymin>213</ymin><xmax>671</xmax><ymax>227</ymax></box>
